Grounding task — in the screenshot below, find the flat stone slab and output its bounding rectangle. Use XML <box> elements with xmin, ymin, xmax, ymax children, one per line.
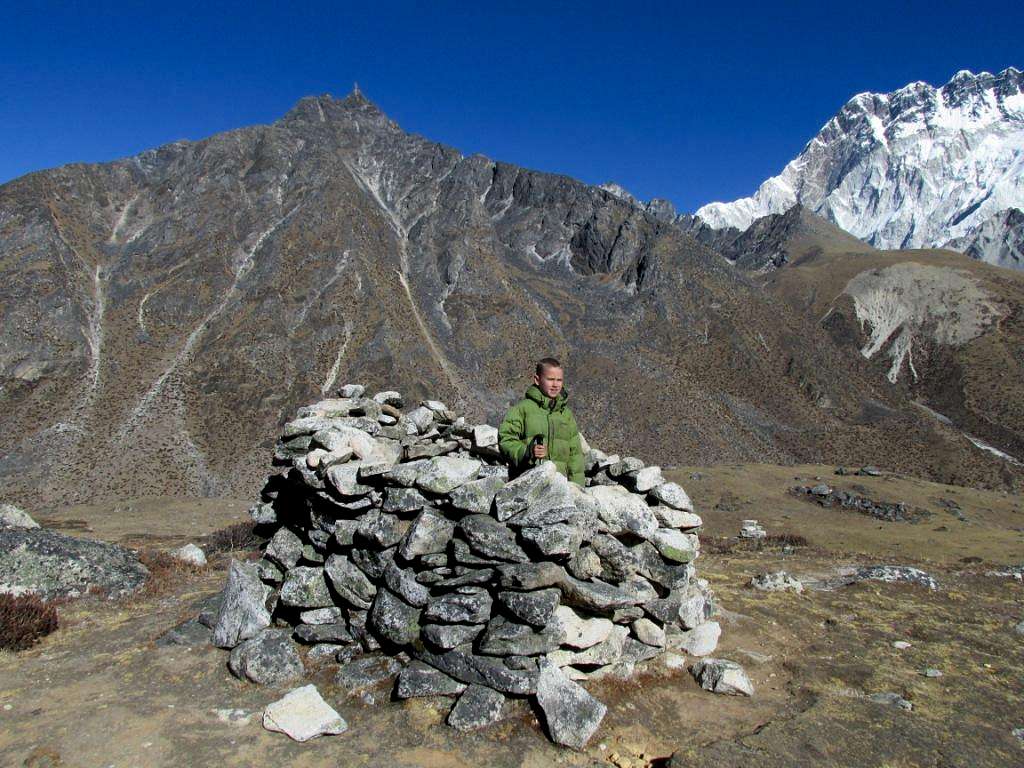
<box><xmin>263</xmin><ymin>684</ymin><xmax>348</xmax><ymax>741</ymax></box>
<box><xmin>447</xmin><ymin>684</ymin><xmax>506</xmax><ymax>731</ymax></box>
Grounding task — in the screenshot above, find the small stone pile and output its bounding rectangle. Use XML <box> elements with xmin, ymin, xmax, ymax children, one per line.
<box><xmin>212</xmin><ymin>385</ymin><xmax>716</xmax><ymax>748</ymax></box>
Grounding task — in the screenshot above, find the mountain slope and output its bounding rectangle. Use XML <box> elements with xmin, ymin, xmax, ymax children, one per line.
<box><xmin>0</xmin><ymin>92</ymin><xmax>1015</xmax><ymax>506</ymax></box>
<box><xmin>695</xmin><ymin>68</ymin><xmax>1024</xmax><ymax>268</ymax></box>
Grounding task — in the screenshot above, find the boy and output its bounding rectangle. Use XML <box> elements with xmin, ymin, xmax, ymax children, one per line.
<box><xmin>498</xmin><ymin>357</ymin><xmax>585</xmax><ymax>486</ymax></box>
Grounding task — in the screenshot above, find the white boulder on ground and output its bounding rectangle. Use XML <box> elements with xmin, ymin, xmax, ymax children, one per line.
<box><xmin>262</xmin><ymin>684</ymin><xmax>348</xmax><ymax>741</ymax></box>
<box><xmin>0</xmin><ymin>504</ymin><xmax>40</xmax><ymax>529</ymax></box>
<box><xmin>172</xmin><ymin>543</ymin><xmax>207</xmax><ymax>567</ymax></box>
<box><xmin>691</xmin><ymin>658</ymin><xmax>754</xmax><ymax>696</ymax></box>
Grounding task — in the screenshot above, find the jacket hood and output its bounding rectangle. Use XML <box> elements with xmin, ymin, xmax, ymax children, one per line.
<box><xmin>525</xmin><ymin>384</ymin><xmax>568</xmax><ymax>410</ymax></box>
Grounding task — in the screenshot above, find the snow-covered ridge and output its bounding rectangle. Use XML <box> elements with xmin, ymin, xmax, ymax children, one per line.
<box><xmin>694</xmin><ymin>68</ymin><xmax>1024</xmax><ymax>268</ymax></box>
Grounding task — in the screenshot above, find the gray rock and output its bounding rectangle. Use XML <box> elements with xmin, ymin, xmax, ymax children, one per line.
<box><xmin>448</xmin><ymin>475</ymin><xmax>505</xmax><ymax>515</ymax></box>
<box><xmin>478</xmin><ymin>616</ymin><xmax>565</xmax><ymax>656</ymax></box>
<box><xmin>535</xmin><ymin>661</ymin><xmax>607</xmax><ymax>749</ymax></box>
<box><xmin>623</xmin><ymin>466</ymin><xmax>664</xmax><ymax>493</ymax></box>
<box><xmin>591</xmin><ymin>535</ymin><xmax>641</xmax><ymax>581</ymax></box>
<box><xmin>922</xmin><ymin>667</ymin><xmax>943</xmax><ymax>678</ymax></box>
<box><xmin>690</xmin><ymin>658</ymin><xmax>754</xmax><ymax>696</ymax></box>
<box><xmin>552</xmin><ymin>606</ymin><xmax>606</xmax><ymax>651</ymax></box>
<box><xmin>447</xmin><ymin>685</ymin><xmax>506</xmax><ymax>731</ymax></box>
<box><xmin>423</xmin><ymin>590</ymin><xmax>493</xmax><ymax>624</ymax></box>
<box><xmin>213</xmin><ymin>560</ymin><xmax>272</xmax><ymax>648</ymax></box>
<box><xmin>380</xmin><ymin>459</ymin><xmax>429</xmax><ymax>487</ymax></box>
<box><xmin>585</xmin><ymin>485</ymin><xmax>658</xmax><ymax>538</ymax></box>
<box><xmin>248</xmin><ymin>502</ymin><xmax>277</xmax><ymax>526</ymax></box>
<box><xmin>369</xmin><ymin>588</ymin><xmax>421</xmax><ymax>645</ymax></box>
<box><xmin>498</xmin><ymin>588</ymin><xmax>561</xmax><ymax>627</ymax></box>
<box><xmin>381</xmin><ymin>487</ymin><xmax>429</xmax><ymax>514</ymax></box>
<box><xmin>415</xmin><ymin>456</ymin><xmax>481</xmax><ymax>493</ymax></box>
<box><xmin>398</xmin><ymin>509</ymin><xmax>455</xmax><ymax>559</ymax></box>
<box><xmin>497</xmin><ymin>562</ymin><xmax>566</xmax><ymax>590</ymax></box>
<box><xmin>0</xmin><ymin>526</ymin><xmax>149</xmax><ymax>601</ymax></box>
<box><xmin>325</xmin><ymin>554</ymin><xmax>377</xmax><ymax>609</ymax></box>
<box><xmin>855</xmin><ymin>566</ymin><xmax>938</xmax><ymax>591</ymax></box>
<box><xmin>434</xmin><ymin>567</ymin><xmax>494</xmax><ymax>588</ymax></box>
<box><xmin>196</xmin><ymin>592</ymin><xmax>223</xmax><ymax>628</ymax></box>
<box><xmin>294</xmin><ymin>622</ymin><xmax>354</xmax><ymax>645</ymax></box>
<box><xmin>612</xmin><ymin>607</ymin><xmax>645</xmax><ymax>624</ymax></box>
<box><xmin>0</xmin><ymin>504</ymin><xmax>39</xmax><ymax>529</ymax></box>
<box><xmin>650</xmin><ymin>506</ymin><xmax>703</xmax><ymax>530</ymax></box>
<box><xmin>472</xmin><ymin>424</ymin><xmax>499</xmax><ymax>448</ymax></box>
<box><xmin>265</xmin><ymin>528</ymin><xmax>303</xmax><ymax>569</ymax></box>
<box><xmin>406</xmin><ymin>405</ymin><xmax>435</xmax><ymax>433</ymax></box>
<box><xmin>632</xmin><ymin>618</ymin><xmax>666</xmax><ymax>647</ymax></box>
<box><xmin>339</xmin><ymin>384</ymin><xmax>365</xmax><ymax>398</ymax></box>
<box><xmin>356</xmin><ymin>511</ymin><xmax>405</xmax><ymax>548</ymax></box>
<box><xmin>156</xmin><ymin>618</ymin><xmax>212</xmax><ymax>647</ymax></box>
<box><xmin>383</xmin><ymin>560</ymin><xmax>430</xmax><ymax>607</ymax></box>
<box><xmin>749</xmin><ymin>571</ymin><xmax>804</xmax><ymax>593</ymax></box>
<box><xmin>458</xmin><ymin>515</ymin><xmax>529</xmax><ymax>563</ymax></box>
<box><xmin>301</xmin><ymin>544</ymin><xmax>324</xmax><ymax>564</ymax></box>
<box><xmin>608</xmin><ymin>457</ymin><xmax>645</xmax><ymax>477</ymax></box>
<box><xmin>395</xmin><ymin>660</ymin><xmax>468</xmax><ymax>698</ymax></box>
<box><xmin>350</xmin><ymin>547</ymin><xmax>394</xmax><ymax>581</ymax></box>
<box><xmin>262</xmin><ymin>684</ymin><xmax>347</xmax><ymax>741</ymax></box>
<box><xmin>650</xmin><ymin>529</ymin><xmax>699</xmax><ymax>564</ymax></box>
<box><xmin>548</xmin><ymin>625</ymin><xmax>628</xmax><ymax>667</ymax></box>
<box><xmin>494</xmin><ymin>462</ymin><xmax>574</xmax><ymax>522</ymax></box>
<box><xmin>648</xmin><ymin>482</ymin><xmax>694</xmax><ymax>512</ymax></box>
<box><xmin>335</xmin><ymin>654</ymin><xmax>404</xmax><ymax>693</ymax></box>
<box><xmin>373</xmin><ymin>390</ymin><xmax>404</xmax><ymax>407</ymax></box>
<box><xmin>413</xmin><ymin>646</ymin><xmax>538</xmax><ymax>695</ymax></box>
<box><xmin>810</xmin><ymin>483</ymin><xmax>832</xmax><ymax>496</ymax></box>
<box><xmin>451</xmin><ymin>538</ymin><xmax>509</xmax><ymax>567</ymax></box>
<box><xmin>520</xmin><ymin>524</ymin><xmax>584</xmax><ymax>557</ymax></box>
<box><xmin>325</xmin><ymin>462</ymin><xmax>373</xmax><ymax>497</ymax></box>
<box><xmin>670</xmin><ymin>621</ymin><xmax>720</xmax><ymax>656</ymax></box>
<box><xmin>228</xmin><ymin>629</ymin><xmax>305</xmax><ymax>685</ymax></box>
<box><xmin>299</xmin><ymin>607</ymin><xmax>344</xmax><ymax>625</ymax></box>
<box><xmin>869</xmin><ymin>692</ymin><xmax>913</xmax><ymax>711</ymax></box>
<box><xmin>559</xmin><ymin>573</ymin><xmax>643</xmax><ymax>612</ymax></box>
<box><xmin>279</xmin><ymin>566</ymin><xmax>334</xmax><ymax>608</ymax></box>
<box><xmin>631</xmin><ymin>541</ymin><xmax>693</xmax><ymax>589</ymax></box>
<box><xmin>422</xmin><ymin>623</ymin><xmax>486</xmax><ymax>649</ymax></box>
<box><xmin>567</xmin><ymin>547</ymin><xmax>603</xmax><ymax>580</ymax></box>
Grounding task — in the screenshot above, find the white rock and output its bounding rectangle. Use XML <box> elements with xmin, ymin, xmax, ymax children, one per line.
<box><xmin>893</xmin><ymin>641</ymin><xmax>912</xmax><ymax>650</ymax></box>
<box><xmin>651</xmin><ymin>506</ymin><xmax>703</xmax><ymax>529</ymax></box>
<box><xmin>338</xmin><ymin>384</ymin><xmax>365</xmax><ymax>398</ymax></box>
<box><xmin>649</xmin><ymin>482</ymin><xmax>694</xmax><ymax>512</ymax></box>
<box><xmin>0</xmin><ymin>504</ymin><xmax>39</xmax><ymax>529</ymax></box>
<box><xmin>172</xmin><ymin>543</ymin><xmax>207</xmax><ymax>567</ymax></box>
<box><xmin>632</xmin><ymin>618</ymin><xmax>666</xmax><ymax>647</ymax></box>
<box><xmin>629</xmin><ymin>466</ymin><xmax>665</xmax><ymax>492</ymax></box>
<box><xmin>421</xmin><ymin>400</ymin><xmax>449</xmax><ymax>413</ymax></box>
<box><xmin>691</xmin><ymin>658</ymin><xmax>754</xmax><ymax>696</ymax></box>
<box><xmin>415</xmin><ymin>456</ymin><xmax>482</xmax><ymax>494</ymax></box>
<box><xmin>326</xmin><ymin>462</ymin><xmax>373</xmax><ymax>497</ymax></box>
<box><xmin>406</xmin><ymin>406</ymin><xmax>435</xmax><ymax>433</ymax></box>
<box><xmin>651</xmin><ymin>528</ymin><xmax>700</xmax><ymax>563</ymax></box>
<box><xmin>472</xmin><ymin>424</ymin><xmax>498</xmax><ymax>448</ymax></box>
<box><xmin>585</xmin><ymin>485</ymin><xmax>658</xmax><ymax>539</ymax></box>
<box><xmin>262</xmin><ymin>684</ymin><xmax>348</xmax><ymax>742</ymax></box>
<box><xmin>372</xmin><ymin>390</ymin><xmax>403</xmax><ymax>406</ymax></box>
<box><xmin>749</xmin><ymin>571</ymin><xmax>804</xmax><ymax>593</ymax></box>
<box><xmin>673</xmin><ymin>621</ymin><xmax>721</xmax><ymax>657</ymax></box>
<box><xmin>552</xmin><ymin>606</ymin><xmax>614</xmax><ymax>649</ymax></box>
<box><xmin>306</xmin><ymin>448</ymin><xmax>329</xmax><ymax>468</ymax></box>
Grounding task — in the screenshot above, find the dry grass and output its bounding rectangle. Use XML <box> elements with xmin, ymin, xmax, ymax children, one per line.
<box><xmin>0</xmin><ymin>593</ymin><xmax>60</xmax><ymax>651</ymax></box>
<box><xmin>137</xmin><ymin>549</ymin><xmax>206</xmax><ymax>597</ymax></box>
<box><xmin>703</xmin><ymin>532</ymin><xmax>809</xmax><ymax>555</ymax></box>
<box><xmin>203</xmin><ymin>521</ymin><xmax>261</xmax><ymax>554</ymax></box>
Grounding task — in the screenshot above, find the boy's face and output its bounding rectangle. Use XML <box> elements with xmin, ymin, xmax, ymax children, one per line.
<box><xmin>534</xmin><ymin>365</ymin><xmax>564</xmax><ymax>399</ymax></box>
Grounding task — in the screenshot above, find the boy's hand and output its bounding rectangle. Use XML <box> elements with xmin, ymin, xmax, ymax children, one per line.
<box><xmin>532</xmin><ymin>444</ymin><xmax>547</xmax><ymax>459</ymax></box>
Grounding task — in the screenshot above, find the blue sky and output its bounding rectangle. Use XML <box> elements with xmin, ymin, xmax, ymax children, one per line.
<box><xmin>0</xmin><ymin>1</ymin><xmax>1020</xmax><ymax>212</ymax></box>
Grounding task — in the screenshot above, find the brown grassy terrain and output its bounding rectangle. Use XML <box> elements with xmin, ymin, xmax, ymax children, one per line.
<box><xmin>0</xmin><ymin>465</ymin><xmax>1021</xmax><ymax>767</ymax></box>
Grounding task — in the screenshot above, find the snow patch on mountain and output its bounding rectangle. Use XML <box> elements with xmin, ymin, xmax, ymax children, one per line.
<box><xmin>695</xmin><ymin>68</ymin><xmax>1024</xmax><ymax>268</ymax></box>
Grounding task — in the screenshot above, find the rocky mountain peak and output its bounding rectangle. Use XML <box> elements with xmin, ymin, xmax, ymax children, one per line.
<box><xmin>694</xmin><ymin>67</ymin><xmax>1024</xmax><ymax>269</ymax></box>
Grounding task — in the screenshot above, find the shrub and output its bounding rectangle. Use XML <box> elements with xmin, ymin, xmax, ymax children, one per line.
<box><xmin>137</xmin><ymin>549</ymin><xmax>204</xmax><ymax>597</ymax></box>
<box><xmin>204</xmin><ymin>521</ymin><xmax>261</xmax><ymax>554</ymax></box>
<box><xmin>0</xmin><ymin>593</ymin><xmax>59</xmax><ymax>651</ymax></box>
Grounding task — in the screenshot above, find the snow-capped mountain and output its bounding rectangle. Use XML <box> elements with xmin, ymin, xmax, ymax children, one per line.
<box><xmin>694</xmin><ymin>68</ymin><xmax>1024</xmax><ymax>268</ymax></box>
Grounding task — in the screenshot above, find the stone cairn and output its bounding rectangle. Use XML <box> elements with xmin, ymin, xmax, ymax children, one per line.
<box><xmin>212</xmin><ymin>385</ymin><xmax>716</xmax><ymax>748</ymax></box>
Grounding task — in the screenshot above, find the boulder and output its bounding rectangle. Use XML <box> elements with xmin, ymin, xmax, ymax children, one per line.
<box><xmin>0</xmin><ymin>504</ymin><xmax>39</xmax><ymax>529</ymax></box>
<box><xmin>228</xmin><ymin>629</ymin><xmax>305</xmax><ymax>685</ymax></box>
<box><xmin>0</xmin><ymin>527</ymin><xmax>148</xmax><ymax>601</ymax></box>
<box><xmin>649</xmin><ymin>482</ymin><xmax>694</xmax><ymax>512</ymax></box>
<box><xmin>263</xmin><ymin>684</ymin><xmax>347</xmax><ymax>741</ymax></box>
<box><xmin>458</xmin><ymin>515</ymin><xmax>529</xmax><ymax>563</ymax></box>
<box><xmin>398</xmin><ymin>509</ymin><xmax>455</xmax><ymax>559</ymax></box>
<box><xmin>171</xmin><ymin>543</ymin><xmax>207</xmax><ymax>567</ymax></box>
<box><xmin>670</xmin><ymin>620</ymin><xmax>720</xmax><ymax>657</ymax></box>
<box><xmin>212</xmin><ymin>560</ymin><xmax>272</xmax><ymax>648</ymax></box>
<box><xmin>447</xmin><ymin>685</ymin><xmax>506</xmax><ymax>731</ymax></box>
<box><xmin>279</xmin><ymin>566</ymin><xmax>334</xmax><ymax>608</ymax></box>
<box><xmin>690</xmin><ymin>658</ymin><xmax>754</xmax><ymax>696</ymax></box>
<box><xmin>415</xmin><ymin>456</ymin><xmax>482</xmax><ymax>494</ymax></box>
<box><xmin>448</xmin><ymin>475</ymin><xmax>505</xmax><ymax>515</ymax></box>
<box><xmin>585</xmin><ymin>485</ymin><xmax>658</xmax><ymax>538</ymax></box>
<box><xmin>535</xmin><ymin>661</ymin><xmax>607</xmax><ymax>749</ymax></box>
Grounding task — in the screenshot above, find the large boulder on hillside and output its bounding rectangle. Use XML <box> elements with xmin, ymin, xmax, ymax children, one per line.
<box><xmin>0</xmin><ymin>527</ymin><xmax>148</xmax><ymax>599</ymax></box>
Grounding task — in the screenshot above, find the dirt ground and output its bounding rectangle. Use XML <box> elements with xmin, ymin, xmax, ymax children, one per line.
<box><xmin>1</xmin><ymin>464</ymin><xmax>1022</xmax><ymax>767</ymax></box>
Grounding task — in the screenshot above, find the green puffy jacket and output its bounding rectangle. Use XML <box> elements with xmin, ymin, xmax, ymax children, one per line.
<box><xmin>498</xmin><ymin>385</ymin><xmax>585</xmax><ymax>485</ymax></box>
